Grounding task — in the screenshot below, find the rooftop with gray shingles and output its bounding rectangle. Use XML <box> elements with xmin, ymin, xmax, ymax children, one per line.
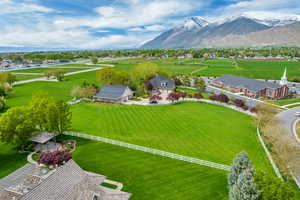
<box><xmin>96</xmin><ymin>85</ymin><xmax>129</xmax><ymax>100</ymax></box>
<box><xmin>0</xmin><ymin>160</ymin><xmax>131</xmax><ymax>200</ymax></box>
<box><xmin>213</xmin><ymin>74</ymin><xmax>282</xmax><ymax>92</ymax></box>
<box><xmin>150</xmin><ymin>75</ymin><xmax>175</xmax><ymax>90</ymax></box>
<box><xmin>29</xmin><ymin>132</ymin><xmax>56</xmax><ymax>144</ymax></box>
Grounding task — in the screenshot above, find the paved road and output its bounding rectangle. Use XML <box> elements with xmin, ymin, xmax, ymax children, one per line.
<box><xmin>277</xmin><ymin>107</ymin><xmax>300</xmax><ymax>187</ymax></box>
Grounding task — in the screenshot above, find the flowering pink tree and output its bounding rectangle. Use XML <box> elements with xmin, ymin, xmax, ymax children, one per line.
<box><xmin>194</xmin><ymin>93</ymin><xmax>203</xmax><ymax>99</ymax></box>
<box><xmin>167</xmin><ymin>92</ymin><xmax>179</xmax><ymax>102</ymax></box>
<box><xmin>38</xmin><ymin>151</ymin><xmax>72</xmax><ymax>166</ymax></box>
<box><xmin>149</xmin><ymin>94</ymin><xmax>162</xmax><ymax>103</ymax></box>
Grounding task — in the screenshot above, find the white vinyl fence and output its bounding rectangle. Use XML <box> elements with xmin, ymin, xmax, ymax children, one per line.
<box><xmin>64</xmin><ymin>131</ymin><xmax>231</xmax><ymax>171</ymax></box>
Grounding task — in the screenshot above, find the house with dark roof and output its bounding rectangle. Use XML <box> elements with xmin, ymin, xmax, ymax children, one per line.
<box><xmin>212</xmin><ymin>74</ymin><xmax>289</xmax><ymax>99</ymax></box>
<box><xmin>149</xmin><ymin>75</ymin><xmax>175</xmax><ymax>95</ymax></box>
<box><xmin>0</xmin><ymin>160</ymin><xmax>131</xmax><ymax>200</ymax></box>
<box><xmin>95</xmin><ymin>85</ymin><xmax>133</xmax><ymax>103</ymax></box>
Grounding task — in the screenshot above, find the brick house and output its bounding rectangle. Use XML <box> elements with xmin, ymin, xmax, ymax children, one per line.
<box><xmin>212</xmin><ymin>74</ymin><xmax>289</xmax><ymax>99</ymax></box>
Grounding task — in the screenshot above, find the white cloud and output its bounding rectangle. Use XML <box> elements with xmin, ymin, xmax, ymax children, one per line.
<box><xmin>0</xmin><ymin>0</ymin><xmax>56</xmax><ymax>14</ymax></box>
<box><xmin>54</xmin><ymin>0</ymin><xmax>202</xmax><ymax>29</ymax></box>
<box><xmin>214</xmin><ymin>0</ymin><xmax>300</xmax><ymax>18</ymax></box>
<box><xmin>129</xmin><ymin>24</ymin><xmax>166</xmax><ymax>32</ymax></box>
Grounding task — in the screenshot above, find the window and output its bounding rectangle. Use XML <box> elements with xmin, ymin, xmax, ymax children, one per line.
<box><xmin>92</xmin><ymin>194</ymin><xmax>101</xmax><ymax>200</ymax></box>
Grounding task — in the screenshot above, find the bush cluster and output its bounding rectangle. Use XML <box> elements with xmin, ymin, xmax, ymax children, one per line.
<box><xmin>38</xmin><ymin>151</ymin><xmax>72</xmax><ymax>166</ymax></box>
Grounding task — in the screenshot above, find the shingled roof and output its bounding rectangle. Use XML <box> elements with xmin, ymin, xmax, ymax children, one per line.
<box><xmin>96</xmin><ymin>85</ymin><xmax>130</xmax><ymax>100</ymax></box>
<box><xmin>0</xmin><ymin>160</ymin><xmax>131</xmax><ymax>200</ymax></box>
<box><xmin>30</xmin><ymin>132</ymin><xmax>56</xmax><ymax>144</ymax></box>
<box><xmin>150</xmin><ymin>75</ymin><xmax>175</xmax><ymax>90</ymax></box>
<box><xmin>213</xmin><ymin>74</ymin><xmax>282</xmax><ymax>92</ymax></box>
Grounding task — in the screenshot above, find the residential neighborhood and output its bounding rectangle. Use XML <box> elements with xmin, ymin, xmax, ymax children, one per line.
<box><xmin>1</xmin><ymin>0</ymin><xmax>300</xmax><ymax>200</ymax></box>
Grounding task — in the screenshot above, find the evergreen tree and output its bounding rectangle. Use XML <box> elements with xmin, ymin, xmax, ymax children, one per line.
<box><xmin>228</xmin><ymin>152</ymin><xmax>253</xmax><ymax>187</ymax></box>
<box><xmin>230</xmin><ymin>170</ymin><xmax>260</xmax><ymax>200</ymax></box>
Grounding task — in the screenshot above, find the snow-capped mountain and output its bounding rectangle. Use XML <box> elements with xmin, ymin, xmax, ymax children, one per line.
<box><xmin>141</xmin><ymin>13</ymin><xmax>300</xmax><ymax>49</ymax></box>
<box><xmin>214</xmin><ymin>13</ymin><xmax>300</xmax><ymax>27</ymax></box>
<box><xmin>180</xmin><ymin>17</ymin><xmax>209</xmax><ymax>30</ymax></box>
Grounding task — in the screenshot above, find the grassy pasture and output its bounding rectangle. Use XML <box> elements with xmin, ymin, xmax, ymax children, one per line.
<box><xmin>103</xmin><ymin>57</ymin><xmax>300</xmax><ymax>80</ymax></box>
<box><xmin>7</xmin><ymin>70</ymin><xmax>98</xmax><ymax>107</ymax></box>
<box><xmin>0</xmin><ymin>143</ymin><xmax>27</xmax><ymax>178</ymax></box>
<box><xmin>71</xmin><ymin>102</ymin><xmax>271</xmax><ymax>171</ymax></box>
<box><xmin>65</xmin><ymin>135</ymin><xmax>228</xmax><ymax>200</ymax></box>
<box><xmin>12</xmin><ymin>67</ymin><xmax>89</xmax><ymax>74</ymax></box>
<box><xmin>14</xmin><ymin>74</ymin><xmax>43</xmax><ymax>81</ymax></box>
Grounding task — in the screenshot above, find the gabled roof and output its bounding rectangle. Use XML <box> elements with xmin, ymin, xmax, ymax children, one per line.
<box><xmin>0</xmin><ymin>160</ymin><xmax>131</xmax><ymax>200</ymax></box>
<box><xmin>213</xmin><ymin>74</ymin><xmax>283</xmax><ymax>92</ymax></box>
<box><xmin>30</xmin><ymin>132</ymin><xmax>56</xmax><ymax>144</ymax></box>
<box><xmin>150</xmin><ymin>75</ymin><xmax>175</xmax><ymax>90</ymax></box>
<box><xmin>96</xmin><ymin>85</ymin><xmax>131</xmax><ymax>100</ymax></box>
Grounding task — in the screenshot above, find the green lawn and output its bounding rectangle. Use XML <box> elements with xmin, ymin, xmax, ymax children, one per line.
<box><xmin>7</xmin><ymin>70</ymin><xmax>98</xmax><ymax>107</ymax></box>
<box><xmin>15</xmin><ymin>74</ymin><xmax>43</xmax><ymax>81</ymax></box>
<box><xmin>64</xmin><ymin>135</ymin><xmax>229</xmax><ymax>200</ymax></box>
<box><xmin>12</xmin><ymin>67</ymin><xmax>90</xmax><ymax>74</ymax></box>
<box><xmin>103</xmin><ymin>57</ymin><xmax>300</xmax><ymax>80</ymax></box>
<box><xmin>0</xmin><ymin>143</ymin><xmax>27</xmax><ymax>178</ymax></box>
<box><xmin>71</xmin><ymin>102</ymin><xmax>271</xmax><ymax>171</ymax></box>
<box><xmin>268</xmin><ymin>97</ymin><xmax>300</xmax><ymax>106</ymax></box>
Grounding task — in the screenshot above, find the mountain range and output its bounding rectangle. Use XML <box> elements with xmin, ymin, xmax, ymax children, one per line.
<box><xmin>141</xmin><ymin>14</ymin><xmax>300</xmax><ymax>49</ymax></box>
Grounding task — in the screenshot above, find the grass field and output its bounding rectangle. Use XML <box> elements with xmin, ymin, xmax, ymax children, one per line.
<box><xmin>15</xmin><ymin>74</ymin><xmax>43</xmax><ymax>81</ymax></box>
<box><xmin>7</xmin><ymin>70</ymin><xmax>98</xmax><ymax>107</ymax></box>
<box><xmin>0</xmin><ymin>143</ymin><xmax>27</xmax><ymax>178</ymax></box>
<box><xmin>268</xmin><ymin>97</ymin><xmax>300</xmax><ymax>106</ymax></box>
<box><xmin>71</xmin><ymin>102</ymin><xmax>271</xmax><ymax>171</ymax></box>
<box><xmin>103</xmin><ymin>58</ymin><xmax>300</xmax><ymax>80</ymax></box>
<box><xmin>12</xmin><ymin>67</ymin><xmax>91</xmax><ymax>74</ymax></box>
<box><xmin>62</xmin><ymin>135</ymin><xmax>228</xmax><ymax>200</ymax></box>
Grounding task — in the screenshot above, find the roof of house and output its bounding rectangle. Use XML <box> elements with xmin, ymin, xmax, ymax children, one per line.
<box><xmin>30</xmin><ymin>132</ymin><xmax>56</xmax><ymax>144</ymax></box>
<box><xmin>150</xmin><ymin>75</ymin><xmax>175</xmax><ymax>90</ymax></box>
<box><xmin>213</xmin><ymin>74</ymin><xmax>283</xmax><ymax>92</ymax></box>
<box><xmin>96</xmin><ymin>85</ymin><xmax>131</xmax><ymax>100</ymax></box>
<box><xmin>0</xmin><ymin>160</ymin><xmax>131</xmax><ymax>200</ymax></box>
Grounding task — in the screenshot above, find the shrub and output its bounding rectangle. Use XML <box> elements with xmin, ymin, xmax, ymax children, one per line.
<box><xmin>217</xmin><ymin>94</ymin><xmax>230</xmax><ymax>103</ymax></box>
<box><xmin>38</xmin><ymin>151</ymin><xmax>72</xmax><ymax>166</ymax></box>
<box><xmin>209</xmin><ymin>94</ymin><xmax>229</xmax><ymax>103</ymax></box>
<box><xmin>149</xmin><ymin>95</ymin><xmax>162</xmax><ymax>102</ymax></box>
<box><xmin>233</xmin><ymin>99</ymin><xmax>245</xmax><ymax>107</ymax></box>
<box><xmin>167</xmin><ymin>92</ymin><xmax>179</xmax><ymax>102</ymax></box>
<box><xmin>242</xmin><ymin>105</ymin><xmax>249</xmax><ymax>111</ymax></box>
<box><xmin>194</xmin><ymin>93</ymin><xmax>203</xmax><ymax>99</ymax></box>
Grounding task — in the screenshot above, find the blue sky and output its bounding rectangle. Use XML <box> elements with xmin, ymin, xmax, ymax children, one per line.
<box><xmin>0</xmin><ymin>0</ymin><xmax>299</xmax><ymax>49</ymax></box>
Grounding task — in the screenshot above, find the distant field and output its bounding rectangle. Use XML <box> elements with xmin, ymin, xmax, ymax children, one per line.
<box><xmin>0</xmin><ymin>143</ymin><xmax>27</xmax><ymax>178</ymax></box>
<box><xmin>268</xmin><ymin>97</ymin><xmax>300</xmax><ymax>106</ymax></box>
<box><xmin>13</xmin><ymin>67</ymin><xmax>89</xmax><ymax>74</ymax></box>
<box><xmin>7</xmin><ymin>70</ymin><xmax>98</xmax><ymax>107</ymax></box>
<box><xmin>103</xmin><ymin>58</ymin><xmax>300</xmax><ymax>80</ymax></box>
<box><xmin>15</xmin><ymin>74</ymin><xmax>43</xmax><ymax>81</ymax></box>
<box><xmin>71</xmin><ymin>102</ymin><xmax>271</xmax><ymax>171</ymax></box>
<box><xmin>65</xmin><ymin>136</ymin><xmax>228</xmax><ymax>200</ymax></box>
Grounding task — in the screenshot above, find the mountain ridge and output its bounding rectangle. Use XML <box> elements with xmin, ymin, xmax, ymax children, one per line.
<box><xmin>141</xmin><ymin>14</ymin><xmax>300</xmax><ymax>49</ymax></box>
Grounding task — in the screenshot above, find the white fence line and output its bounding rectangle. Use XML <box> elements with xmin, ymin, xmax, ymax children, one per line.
<box><xmin>256</xmin><ymin>127</ymin><xmax>283</xmax><ymax>179</ymax></box>
<box><xmin>63</xmin><ymin>131</ymin><xmax>231</xmax><ymax>171</ymax></box>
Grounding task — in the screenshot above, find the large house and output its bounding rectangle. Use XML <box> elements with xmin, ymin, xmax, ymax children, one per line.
<box><xmin>212</xmin><ymin>70</ymin><xmax>289</xmax><ymax>99</ymax></box>
<box><xmin>95</xmin><ymin>85</ymin><xmax>133</xmax><ymax>103</ymax></box>
<box><xmin>0</xmin><ymin>160</ymin><xmax>131</xmax><ymax>200</ymax></box>
<box><xmin>150</xmin><ymin>75</ymin><xmax>175</xmax><ymax>95</ymax></box>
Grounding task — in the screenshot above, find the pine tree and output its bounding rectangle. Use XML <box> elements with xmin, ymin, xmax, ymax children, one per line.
<box><xmin>228</xmin><ymin>152</ymin><xmax>253</xmax><ymax>187</ymax></box>
<box><xmin>230</xmin><ymin>170</ymin><xmax>260</xmax><ymax>200</ymax></box>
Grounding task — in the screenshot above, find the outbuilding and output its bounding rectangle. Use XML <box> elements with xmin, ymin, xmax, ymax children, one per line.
<box><xmin>95</xmin><ymin>85</ymin><xmax>133</xmax><ymax>103</ymax></box>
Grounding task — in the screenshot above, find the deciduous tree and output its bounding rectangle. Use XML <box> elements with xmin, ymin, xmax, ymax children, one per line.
<box><xmin>0</xmin><ymin>106</ymin><xmax>36</xmax><ymax>150</ymax></box>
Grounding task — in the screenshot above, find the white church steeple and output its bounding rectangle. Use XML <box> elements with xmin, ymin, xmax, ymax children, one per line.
<box><xmin>280</xmin><ymin>67</ymin><xmax>288</xmax><ymax>85</ymax></box>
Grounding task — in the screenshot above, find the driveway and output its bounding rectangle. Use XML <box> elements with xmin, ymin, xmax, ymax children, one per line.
<box><xmin>277</xmin><ymin>106</ymin><xmax>300</xmax><ymax>186</ymax></box>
